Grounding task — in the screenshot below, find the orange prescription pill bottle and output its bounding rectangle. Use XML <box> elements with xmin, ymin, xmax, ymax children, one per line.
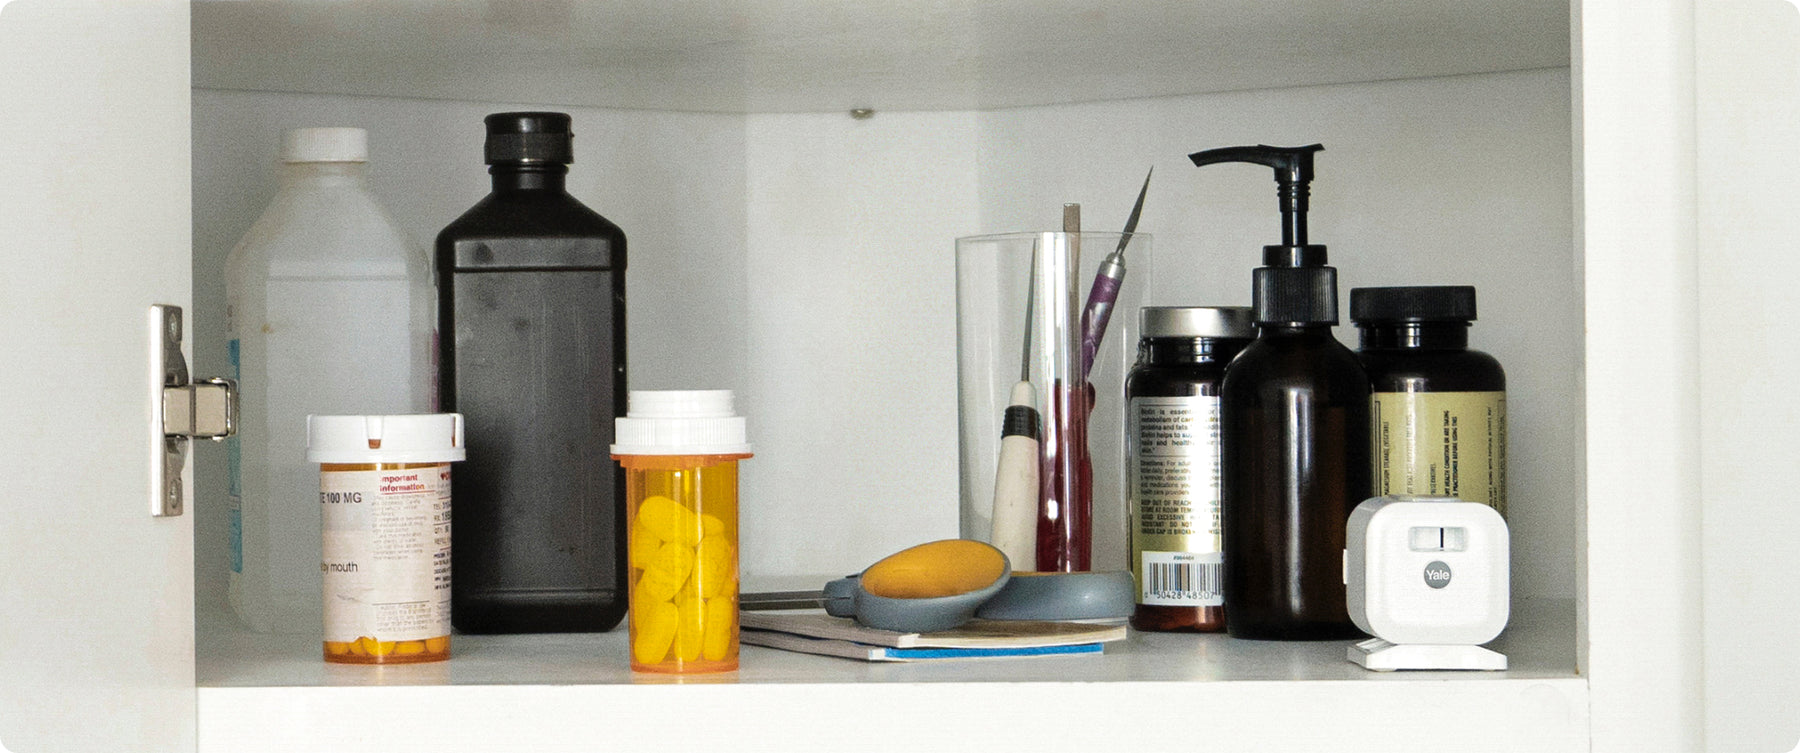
<box><xmin>612</xmin><ymin>391</ymin><xmax>751</xmax><ymax>674</ymax></box>
<box><xmin>307</xmin><ymin>414</ymin><xmax>465</xmax><ymax>664</ymax></box>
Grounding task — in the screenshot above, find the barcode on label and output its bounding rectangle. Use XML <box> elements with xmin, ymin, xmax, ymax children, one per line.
<box><xmin>1139</xmin><ymin>551</ymin><xmax>1223</xmax><ymax>606</ymax></box>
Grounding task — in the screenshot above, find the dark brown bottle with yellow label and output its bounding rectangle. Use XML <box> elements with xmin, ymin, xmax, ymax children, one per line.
<box><xmin>1352</xmin><ymin>286</ymin><xmax>1507</xmax><ymax>516</ymax></box>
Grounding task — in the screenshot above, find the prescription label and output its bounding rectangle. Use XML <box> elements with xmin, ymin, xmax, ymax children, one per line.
<box><xmin>320</xmin><ymin>466</ymin><xmax>452</xmax><ymax>642</ymax></box>
<box><xmin>1129</xmin><ymin>395</ymin><xmax>1223</xmax><ymax>606</ymax></box>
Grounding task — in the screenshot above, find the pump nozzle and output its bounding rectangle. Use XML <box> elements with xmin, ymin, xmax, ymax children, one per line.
<box><xmin>1189</xmin><ymin>144</ymin><xmax>1324</xmax><ymax>252</ymax></box>
<box><xmin>1188</xmin><ymin>144</ymin><xmax>1319</xmax><ymax>186</ymax></box>
<box><xmin>1190</xmin><ymin>143</ymin><xmax>1339</xmax><ymax>326</ymax></box>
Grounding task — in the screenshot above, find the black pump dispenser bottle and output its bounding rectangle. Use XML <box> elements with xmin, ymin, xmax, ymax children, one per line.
<box><xmin>1190</xmin><ymin>144</ymin><xmax>1369</xmax><ymax>640</ymax></box>
<box><xmin>437</xmin><ymin>113</ymin><xmax>628</xmax><ymax>634</ymax></box>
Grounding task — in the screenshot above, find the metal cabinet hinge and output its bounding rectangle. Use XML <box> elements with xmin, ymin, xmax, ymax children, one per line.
<box><xmin>150</xmin><ymin>304</ymin><xmax>237</xmax><ymax>518</ymax></box>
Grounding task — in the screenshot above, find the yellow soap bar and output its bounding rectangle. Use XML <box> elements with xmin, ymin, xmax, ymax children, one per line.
<box><xmin>860</xmin><ymin>539</ymin><xmax>1007</xmax><ymax>599</ymax></box>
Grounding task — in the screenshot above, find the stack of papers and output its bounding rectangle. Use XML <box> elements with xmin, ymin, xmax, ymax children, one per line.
<box><xmin>739</xmin><ymin>612</ymin><xmax>1126</xmax><ymax>662</ymax></box>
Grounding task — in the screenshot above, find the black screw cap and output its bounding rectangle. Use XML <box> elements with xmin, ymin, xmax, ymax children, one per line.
<box><xmin>1350</xmin><ymin>286</ymin><xmax>1478</xmax><ymax>323</ymax></box>
<box><xmin>484</xmin><ymin>112</ymin><xmax>574</xmax><ymax>165</ymax></box>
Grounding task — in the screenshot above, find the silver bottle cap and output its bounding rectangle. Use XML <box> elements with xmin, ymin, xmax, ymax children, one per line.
<box><xmin>1138</xmin><ymin>306</ymin><xmax>1256</xmax><ymax>339</ymax></box>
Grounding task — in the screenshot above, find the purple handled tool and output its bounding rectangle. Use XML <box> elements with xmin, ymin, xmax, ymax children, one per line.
<box><xmin>1079</xmin><ymin>168</ymin><xmax>1154</xmax><ymax>377</ymax></box>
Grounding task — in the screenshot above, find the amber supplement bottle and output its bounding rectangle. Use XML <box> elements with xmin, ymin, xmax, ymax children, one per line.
<box><xmin>1352</xmin><ymin>286</ymin><xmax>1507</xmax><ymax>516</ymax></box>
<box><xmin>1192</xmin><ymin>143</ymin><xmax>1369</xmax><ymax>641</ymax></box>
<box><xmin>1126</xmin><ymin>307</ymin><xmax>1254</xmax><ymax>633</ymax></box>
<box><xmin>438</xmin><ymin>112</ymin><xmax>628</xmax><ymax>633</ymax></box>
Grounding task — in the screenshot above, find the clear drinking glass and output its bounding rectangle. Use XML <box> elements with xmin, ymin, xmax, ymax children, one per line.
<box><xmin>955</xmin><ymin>232</ymin><xmax>1150</xmax><ymax>573</ymax></box>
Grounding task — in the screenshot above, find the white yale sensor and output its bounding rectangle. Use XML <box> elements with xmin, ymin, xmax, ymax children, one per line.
<box><xmin>1344</xmin><ymin>495</ymin><xmax>1509</xmax><ymax>671</ymax></box>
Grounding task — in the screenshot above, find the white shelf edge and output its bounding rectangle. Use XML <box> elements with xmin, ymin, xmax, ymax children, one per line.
<box><xmin>200</xmin><ymin>675</ymin><xmax>1590</xmax><ymax>752</ymax></box>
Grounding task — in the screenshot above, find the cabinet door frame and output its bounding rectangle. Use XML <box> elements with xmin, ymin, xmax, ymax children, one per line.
<box><xmin>1578</xmin><ymin>0</ymin><xmax>1708</xmax><ymax>751</ymax></box>
<box><xmin>1694</xmin><ymin>1</ymin><xmax>1800</xmax><ymax>750</ymax></box>
<box><xmin>0</xmin><ymin>1</ymin><xmax>196</xmax><ymax>751</ymax></box>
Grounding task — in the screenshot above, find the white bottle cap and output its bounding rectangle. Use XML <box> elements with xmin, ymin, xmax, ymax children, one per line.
<box><xmin>612</xmin><ymin>390</ymin><xmax>752</xmax><ymax>456</ymax></box>
<box><xmin>282</xmin><ymin>127</ymin><xmax>369</xmax><ymax>163</ymax></box>
<box><xmin>307</xmin><ymin>414</ymin><xmax>466</xmax><ymax>464</ymax></box>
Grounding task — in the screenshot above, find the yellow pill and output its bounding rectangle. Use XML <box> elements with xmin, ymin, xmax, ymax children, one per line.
<box><xmin>676</xmin><ymin>596</ymin><xmax>705</xmax><ymax>662</ymax></box>
<box><xmin>631</xmin><ymin>579</ymin><xmax>658</xmax><ymax>632</ymax></box>
<box><xmin>678</xmin><ymin>569</ymin><xmax>701</xmax><ymax>602</ymax></box>
<box><xmin>360</xmin><ymin>637</ymin><xmax>397</xmax><ymax>656</ymax></box>
<box><xmin>347</xmin><ymin>638</ymin><xmax>368</xmax><ymax>656</ymax></box>
<box><xmin>695</xmin><ymin>535</ymin><xmax>735</xmax><ymax>598</ymax></box>
<box><xmin>702</xmin><ymin>513</ymin><xmax>725</xmax><ymax>537</ymax></box>
<box><xmin>394</xmin><ymin>641</ymin><xmax>426</xmax><ymax>656</ymax></box>
<box><xmin>636</xmin><ymin>557</ymin><xmax>687</xmax><ymax>604</ymax></box>
<box><xmin>636</xmin><ymin>541</ymin><xmax>694</xmax><ymax>602</ymax></box>
<box><xmin>629</xmin><ymin>519</ymin><xmax>663</xmax><ymax>567</ymax></box>
<box><xmin>425</xmin><ymin>636</ymin><xmax>450</xmax><ymax>654</ymax></box>
<box><xmin>634</xmin><ymin>600</ymin><xmax>678</xmax><ymax>665</ymax></box>
<box><xmin>636</xmin><ymin>495</ymin><xmax>701</xmax><ymax>545</ymax></box>
<box><xmin>324</xmin><ymin>641</ymin><xmax>352</xmax><ymax>655</ymax></box>
<box><xmin>702</xmin><ymin>596</ymin><xmax>735</xmax><ymax>661</ymax></box>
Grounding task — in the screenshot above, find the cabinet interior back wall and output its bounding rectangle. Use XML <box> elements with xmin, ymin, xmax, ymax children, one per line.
<box><xmin>191</xmin><ymin>66</ymin><xmax>1574</xmax><ymax>620</ymax></box>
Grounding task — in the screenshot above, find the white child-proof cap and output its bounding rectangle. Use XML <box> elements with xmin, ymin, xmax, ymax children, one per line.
<box><xmin>612</xmin><ymin>390</ymin><xmax>752</xmax><ymax>456</ymax></box>
<box><xmin>282</xmin><ymin>127</ymin><xmax>370</xmax><ymax>163</ymax></box>
<box><xmin>307</xmin><ymin>414</ymin><xmax>467</xmax><ymax>464</ymax></box>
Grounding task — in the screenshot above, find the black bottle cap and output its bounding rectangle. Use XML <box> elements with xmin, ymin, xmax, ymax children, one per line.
<box><xmin>484</xmin><ymin>112</ymin><xmax>574</xmax><ymax>165</ymax></box>
<box><xmin>1254</xmin><ymin>257</ymin><xmax>1338</xmax><ymax>325</ymax></box>
<box><xmin>1350</xmin><ymin>286</ymin><xmax>1478</xmax><ymax>324</ymax></box>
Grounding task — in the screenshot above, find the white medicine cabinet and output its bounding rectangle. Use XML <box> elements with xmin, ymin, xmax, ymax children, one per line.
<box><xmin>1</xmin><ymin>0</ymin><xmax>1793</xmax><ymax>751</ymax></box>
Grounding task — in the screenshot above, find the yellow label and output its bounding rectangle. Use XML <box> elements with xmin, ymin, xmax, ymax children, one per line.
<box><xmin>1370</xmin><ymin>391</ymin><xmax>1507</xmax><ymax>516</ymax></box>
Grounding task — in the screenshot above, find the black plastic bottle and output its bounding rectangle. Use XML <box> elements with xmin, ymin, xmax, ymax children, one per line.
<box><xmin>437</xmin><ymin>112</ymin><xmax>628</xmax><ymax>634</ymax></box>
<box><xmin>1352</xmin><ymin>286</ymin><xmax>1507</xmax><ymax>516</ymax></box>
<box><xmin>1190</xmin><ymin>144</ymin><xmax>1369</xmax><ymax>641</ymax></box>
<box><xmin>1125</xmin><ymin>306</ymin><xmax>1254</xmax><ymax>633</ymax></box>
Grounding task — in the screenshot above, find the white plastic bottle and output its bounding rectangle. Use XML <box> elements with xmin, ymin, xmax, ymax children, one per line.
<box><xmin>225</xmin><ymin>127</ymin><xmax>435</xmax><ymax>632</ymax></box>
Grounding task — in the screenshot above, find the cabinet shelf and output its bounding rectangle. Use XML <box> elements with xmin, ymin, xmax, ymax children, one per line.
<box><xmin>196</xmin><ymin>600</ymin><xmax>1583</xmax><ymax>750</ymax></box>
<box><xmin>199</xmin><ymin>599</ymin><xmax>1576</xmax><ymax>689</ymax></box>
